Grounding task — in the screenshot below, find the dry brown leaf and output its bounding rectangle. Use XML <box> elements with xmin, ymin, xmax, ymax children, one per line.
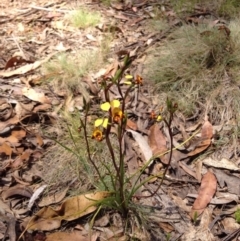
<box><xmin>94</xmin><ymin>214</ymin><xmax>110</xmax><ymax>227</ymax></box>
<box><xmin>158</xmin><ymin>222</ymin><xmax>174</xmax><ymax>233</ymax></box>
<box><xmin>38</xmin><ymin>187</ymin><xmax>69</xmax><ymax>207</ymax></box>
<box><xmin>178</xmin><ymin>161</ymin><xmax>197</xmax><ymax>179</ymax></box>
<box><xmin>0</xmin><ymin>142</ymin><xmax>12</xmax><ymax>156</ymax></box>
<box><xmin>46</xmin><ymin>231</ymin><xmax>87</xmax><ymax>241</ymax></box>
<box><xmin>97</xmin><ymin>226</ymin><xmax>124</xmax><ymax>240</ymax></box>
<box><xmin>0</xmin><ymin>99</ymin><xmax>12</xmax><ymax>121</ymax></box>
<box><xmin>0</xmin><ymin>53</ymin><xmax>56</xmax><ymax>77</ymax></box>
<box><xmin>7</xmin><ymin>215</ymin><xmax>16</xmax><ymax>241</ymax></box>
<box><xmin>25</xmin><ymin>191</ymin><xmax>111</xmax><ymax>231</ymax></box>
<box><xmin>127</xmin><ymin>130</ymin><xmax>152</xmax><ymax>164</ymax></box>
<box><xmin>203</xmin><ymin>157</ymin><xmax>240</xmax><ymax>171</ymax></box>
<box><xmin>2</xmin><ymin>184</ymin><xmax>33</xmax><ymax>201</ymax></box>
<box><xmin>22</xmin><ymin>87</ymin><xmax>50</xmax><ymax>104</ymax></box>
<box><xmin>10</xmin><ymin>149</ymin><xmax>32</xmax><ymax>169</ymax></box>
<box><xmin>190</xmin><ymin>171</ymin><xmax>217</xmax><ymax>219</ymax></box>
<box><xmin>5</xmin><ymin>129</ymin><xmax>26</xmax><ymax>146</ymax></box>
<box><xmin>103</xmin><ymin>60</ymin><xmax>119</xmax><ymax>80</ymax></box>
<box><xmin>213</xmin><ymin>169</ymin><xmax>240</xmax><ymax>195</ymax></box>
<box><xmin>4</xmin><ymin>56</ymin><xmax>33</xmax><ymax>70</ymax></box>
<box><xmin>222</xmin><ymin>217</ymin><xmax>240</xmax><ymax>232</ymax></box>
<box><xmin>15</xmin><ymin>101</ymin><xmax>35</xmax><ymax>119</ymax></box>
<box><xmin>188</xmin><ymin>139</ymin><xmax>211</xmax><ymax>156</ymax></box>
<box><xmin>126</xmin><ymin>119</ymin><xmax>137</xmax><ymax>130</ymax></box>
<box><xmin>148</xmin><ymin>124</ymin><xmax>168</xmax><ymax>164</ymax></box>
<box><xmin>188</xmin><ymin>119</ymin><xmax>213</xmax><ymax>156</ymax></box>
<box><xmin>0</xmin><ymin>115</ymin><xmax>19</xmax><ymax>134</ymax></box>
<box><xmin>0</xmin><ymin>199</ymin><xmax>14</xmax><ymax>215</ymax></box>
<box><xmin>0</xmin><ymin>221</ymin><xmax>7</xmax><ymax>239</ymax></box>
<box><xmin>11</xmin><ymin>129</ymin><xmax>26</xmax><ymax>140</ymax></box>
<box><xmin>201</xmin><ymin>119</ymin><xmax>213</xmax><ymax>140</ymax></box>
<box><xmin>33</xmin><ymin>103</ymin><xmax>51</xmax><ymax>112</ymax></box>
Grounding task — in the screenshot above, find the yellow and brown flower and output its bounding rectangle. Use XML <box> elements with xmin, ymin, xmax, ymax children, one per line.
<box><xmin>92</xmin><ymin>128</ymin><xmax>103</xmax><ymax>141</ymax></box>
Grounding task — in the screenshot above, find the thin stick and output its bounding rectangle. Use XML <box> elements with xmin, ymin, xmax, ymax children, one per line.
<box><xmin>30</xmin><ymin>5</ymin><xmax>71</xmax><ymax>13</ymax></box>
<box><xmin>11</xmin><ymin>34</ymin><xmax>26</xmax><ymax>59</ymax></box>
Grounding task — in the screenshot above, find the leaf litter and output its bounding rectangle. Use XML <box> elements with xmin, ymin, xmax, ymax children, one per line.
<box><xmin>0</xmin><ymin>0</ymin><xmax>239</xmax><ymax>240</ymax></box>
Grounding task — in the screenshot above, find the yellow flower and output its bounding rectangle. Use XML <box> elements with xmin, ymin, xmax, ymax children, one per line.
<box><xmin>135</xmin><ymin>75</ymin><xmax>143</xmax><ymax>85</ymax></box>
<box><xmin>95</xmin><ymin>99</ymin><xmax>124</xmax><ymax>128</ymax></box>
<box><xmin>112</xmin><ymin>107</ymin><xmax>124</xmax><ymax>123</ymax></box>
<box><xmin>124</xmin><ymin>75</ymin><xmax>133</xmax><ymax>85</ymax></box>
<box><xmin>100</xmin><ymin>100</ymin><xmax>120</xmax><ymax>111</ymax></box>
<box><xmin>94</xmin><ymin>118</ymin><xmax>108</xmax><ymax>128</ymax></box>
<box><xmin>101</xmin><ymin>99</ymin><xmax>124</xmax><ymax>122</ymax></box>
<box><xmin>92</xmin><ymin>128</ymin><xmax>103</xmax><ymax>141</ymax></box>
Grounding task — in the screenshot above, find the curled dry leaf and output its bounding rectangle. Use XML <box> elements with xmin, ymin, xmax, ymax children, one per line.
<box><xmin>127</xmin><ymin>130</ymin><xmax>152</xmax><ymax>164</ymax></box>
<box><xmin>22</xmin><ymin>87</ymin><xmax>50</xmax><ymax>104</ymax></box>
<box><xmin>213</xmin><ymin>169</ymin><xmax>240</xmax><ymax>195</ymax></box>
<box><xmin>0</xmin><ymin>115</ymin><xmax>19</xmax><ymax>134</ymax></box>
<box><xmin>203</xmin><ymin>157</ymin><xmax>240</xmax><ymax>171</ymax></box>
<box><xmin>38</xmin><ymin>187</ymin><xmax>69</xmax><ymax>207</ymax></box>
<box><xmin>126</xmin><ymin>119</ymin><xmax>137</xmax><ymax>131</ymax></box>
<box><xmin>33</xmin><ymin>103</ymin><xmax>52</xmax><ymax>112</ymax></box>
<box><xmin>4</xmin><ymin>56</ymin><xmax>33</xmax><ymax>70</ymax></box>
<box><xmin>0</xmin><ymin>53</ymin><xmax>56</xmax><ymax>77</ymax></box>
<box><xmin>2</xmin><ymin>184</ymin><xmax>33</xmax><ymax>201</ymax></box>
<box><xmin>10</xmin><ymin>149</ymin><xmax>32</xmax><ymax>169</ymax></box>
<box><xmin>25</xmin><ymin>191</ymin><xmax>111</xmax><ymax>231</ymax></box>
<box><xmin>188</xmin><ymin>120</ymin><xmax>213</xmax><ymax>156</ymax></box>
<box><xmin>190</xmin><ymin>171</ymin><xmax>217</xmax><ymax>219</ymax></box>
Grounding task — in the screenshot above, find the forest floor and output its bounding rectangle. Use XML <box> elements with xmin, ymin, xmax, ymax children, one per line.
<box><xmin>0</xmin><ymin>0</ymin><xmax>240</xmax><ymax>240</ymax></box>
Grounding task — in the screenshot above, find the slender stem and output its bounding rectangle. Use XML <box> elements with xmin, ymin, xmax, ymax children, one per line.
<box><xmin>103</xmin><ymin>86</ymin><xmax>121</xmax><ymax>191</ymax></box>
<box><xmin>81</xmin><ymin>107</ymin><xmax>108</xmax><ymax>190</ymax></box>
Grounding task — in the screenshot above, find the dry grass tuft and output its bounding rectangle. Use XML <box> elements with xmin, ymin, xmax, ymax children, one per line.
<box><xmin>144</xmin><ymin>18</ymin><xmax>240</xmax><ymax>152</ymax></box>
<box><xmin>65</xmin><ymin>8</ymin><xmax>101</xmax><ymax>29</ymax></box>
<box><xmin>42</xmin><ymin>111</ymin><xmax>116</xmax><ymax>195</ymax></box>
<box><xmin>42</xmin><ymin>50</ymin><xmax>102</xmax><ymax>100</ymax></box>
<box><xmin>170</xmin><ymin>0</ymin><xmax>240</xmax><ymax>18</ymax></box>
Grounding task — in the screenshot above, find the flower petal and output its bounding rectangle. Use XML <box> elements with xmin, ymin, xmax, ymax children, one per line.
<box><xmin>111</xmin><ymin>100</ymin><xmax>120</xmax><ymax>108</ymax></box>
<box><xmin>92</xmin><ymin>128</ymin><xmax>103</xmax><ymax>141</ymax></box>
<box><xmin>101</xmin><ymin>102</ymin><xmax>111</xmax><ymax>111</ymax></box>
<box><xmin>156</xmin><ymin>115</ymin><xmax>162</xmax><ymax>122</ymax></box>
<box><xmin>95</xmin><ymin>119</ymin><xmax>103</xmax><ymax>127</ymax></box>
<box><xmin>124</xmin><ymin>81</ymin><xmax>132</xmax><ymax>85</ymax></box>
<box><xmin>125</xmin><ymin>75</ymin><xmax>133</xmax><ymax>79</ymax></box>
<box><xmin>102</xmin><ymin>118</ymin><xmax>109</xmax><ymax>128</ymax></box>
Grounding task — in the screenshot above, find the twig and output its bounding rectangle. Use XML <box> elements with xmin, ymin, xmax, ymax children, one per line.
<box><xmin>30</xmin><ymin>5</ymin><xmax>71</xmax><ymax>13</ymax></box>
<box><xmin>11</xmin><ymin>34</ymin><xmax>26</xmax><ymax>59</ymax></box>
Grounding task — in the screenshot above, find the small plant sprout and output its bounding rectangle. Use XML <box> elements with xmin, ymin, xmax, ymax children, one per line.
<box><xmin>235</xmin><ymin>208</ymin><xmax>240</xmax><ymax>223</ymax></box>
<box><xmin>193</xmin><ymin>211</ymin><xmax>198</xmax><ymax>225</ymax></box>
